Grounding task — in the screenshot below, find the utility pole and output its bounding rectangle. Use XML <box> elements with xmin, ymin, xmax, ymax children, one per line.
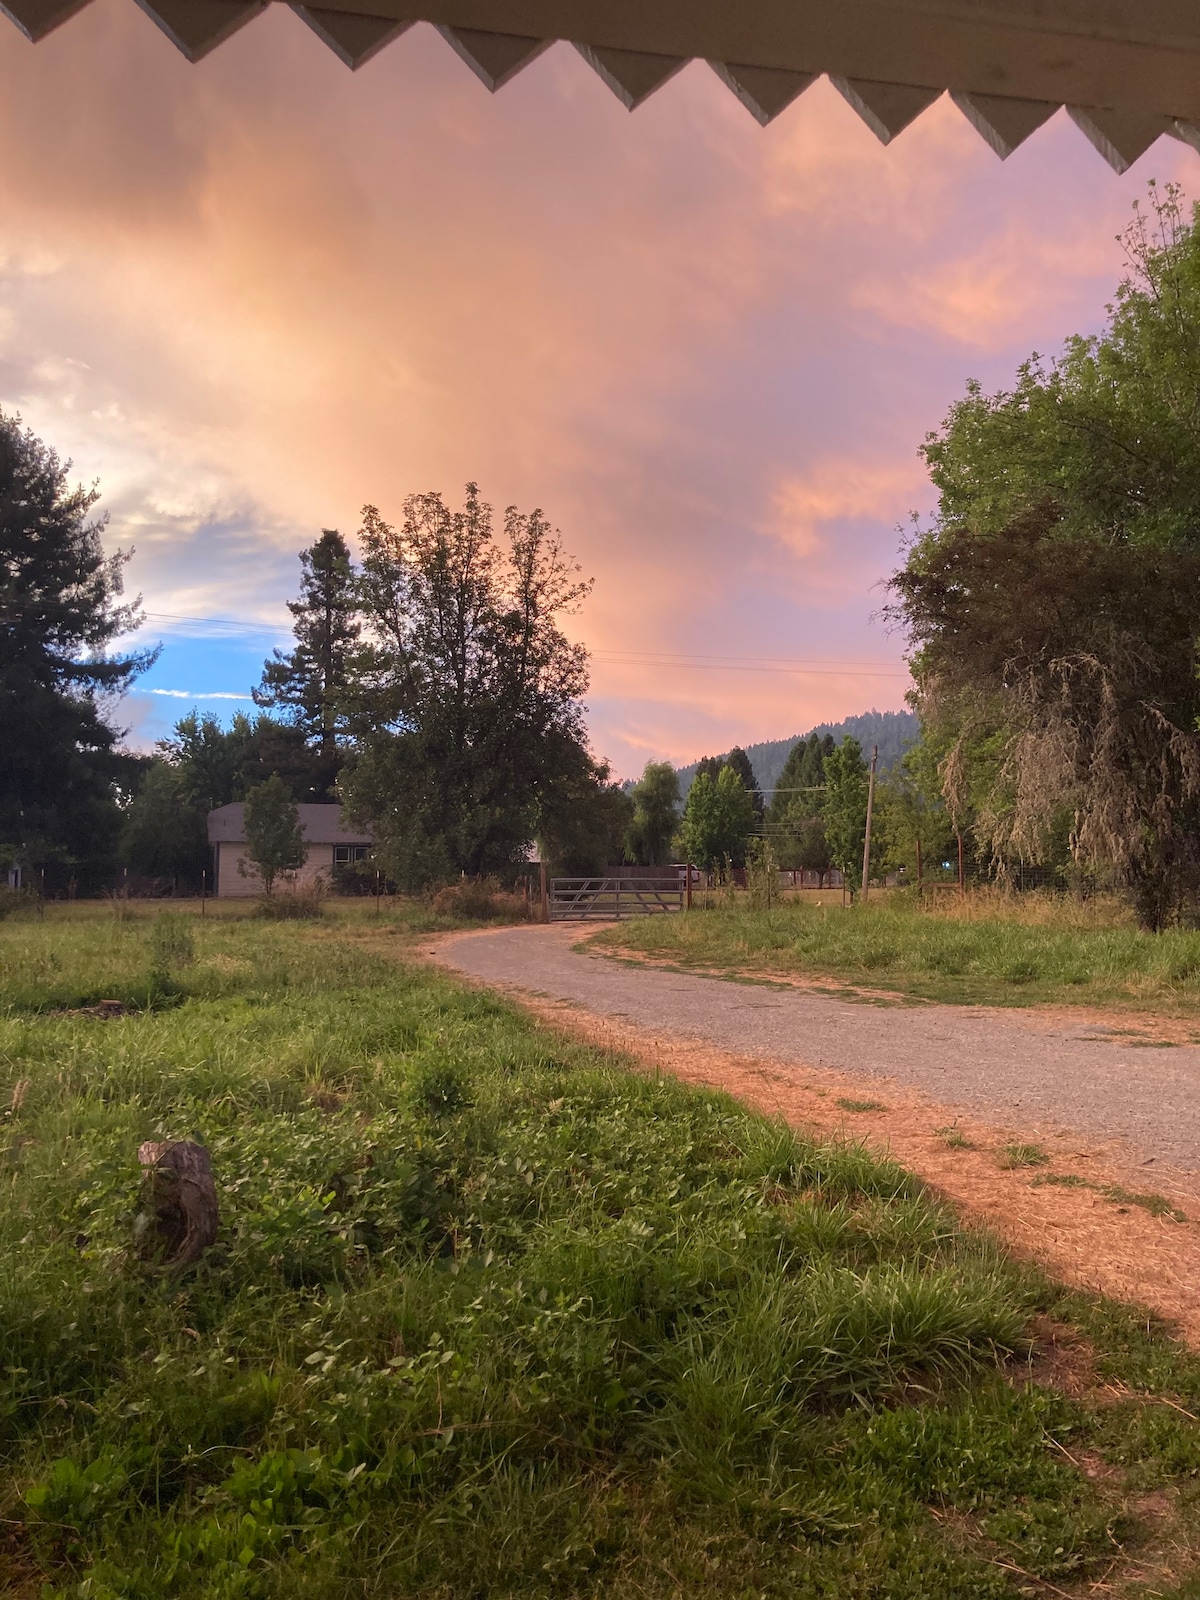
<box><xmin>860</xmin><ymin>744</ymin><xmax>879</xmax><ymax>902</ymax></box>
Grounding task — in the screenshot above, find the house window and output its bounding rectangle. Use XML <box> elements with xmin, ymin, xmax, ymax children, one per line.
<box><xmin>334</xmin><ymin>845</ymin><xmax>371</xmax><ymax>865</ymax></box>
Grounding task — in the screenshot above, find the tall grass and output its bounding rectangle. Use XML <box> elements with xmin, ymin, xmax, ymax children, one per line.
<box><xmin>2</xmin><ymin>916</ymin><xmax>1200</xmax><ymax>1595</ymax></box>
<box><xmin>595</xmin><ymin>893</ymin><xmax>1200</xmax><ymax>1012</ymax></box>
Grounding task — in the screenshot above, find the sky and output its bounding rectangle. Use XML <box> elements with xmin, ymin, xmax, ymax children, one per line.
<box><xmin>0</xmin><ymin>5</ymin><xmax>1193</xmax><ymax>779</ymax></box>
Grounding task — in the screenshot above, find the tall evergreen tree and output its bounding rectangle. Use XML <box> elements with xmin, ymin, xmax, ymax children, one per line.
<box><xmin>0</xmin><ymin>410</ymin><xmax>154</xmax><ymax>885</ymax></box>
<box><xmin>254</xmin><ymin>529</ymin><xmax>360</xmax><ymax>790</ymax></box>
<box><xmin>723</xmin><ymin>746</ymin><xmax>763</xmax><ymax>819</ymax></box>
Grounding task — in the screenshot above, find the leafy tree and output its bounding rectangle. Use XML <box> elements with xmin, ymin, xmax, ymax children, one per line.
<box><xmin>342</xmin><ymin>485</ymin><xmax>594</xmax><ymax>888</ymax></box>
<box><xmin>121</xmin><ymin>763</ymin><xmax>210</xmax><ymax>889</ymax></box>
<box><xmin>0</xmin><ymin>410</ymin><xmax>154</xmax><ymax>886</ymax></box>
<box><xmin>625</xmin><ymin>762</ymin><xmax>680</xmax><ymax>866</ymax></box>
<box><xmin>239</xmin><ymin>775</ymin><xmax>307</xmax><ymax>895</ymax></box>
<box><xmin>161</xmin><ymin>711</ymin><xmax>331</xmax><ymax>810</ymax></box>
<box><xmin>891</xmin><ymin>509</ymin><xmax>1200</xmax><ymax>925</ymax></box>
<box><xmin>692</xmin><ymin>748</ymin><xmax>764</xmax><ymax>819</ymax></box>
<box><xmin>676</xmin><ymin>764</ymin><xmax>757</xmax><ymax>872</ymax></box>
<box><xmin>823</xmin><ymin>738</ymin><xmax>869</xmax><ymax>891</ymax></box>
<box><xmin>539</xmin><ymin>751</ymin><xmax>633</xmax><ymax>876</ymax></box>
<box><xmin>873</xmin><ymin>743</ymin><xmax>955</xmax><ymax>884</ymax></box>
<box><xmin>889</xmin><ymin>185</ymin><xmax>1200</xmax><ymax>927</ymax></box>
<box><xmin>253</xmin><ymin>529</ymin><xmax>360</xmax><ymax>790</ymax></box>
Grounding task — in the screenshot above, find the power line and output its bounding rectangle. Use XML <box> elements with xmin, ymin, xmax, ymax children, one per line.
<box><xmin>139</xmin><ymin>612</ymin><xmax>909</xmax><ymax>676</ymax></box>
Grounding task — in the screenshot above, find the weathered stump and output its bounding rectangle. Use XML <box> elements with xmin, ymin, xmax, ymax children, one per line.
<box><xmin>136</xmin><ymin>1140</ymin><xmax>218</xmax><ymax>1268</ymax></box>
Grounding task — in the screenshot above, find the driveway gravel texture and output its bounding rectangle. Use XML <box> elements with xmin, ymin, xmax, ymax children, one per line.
<box><xmin>440</xmin><ymin>924</ymin><xmax>1200</xmax><ymax>1176</ymax></box>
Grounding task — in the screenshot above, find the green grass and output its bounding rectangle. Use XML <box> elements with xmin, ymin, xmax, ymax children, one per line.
<box><xmin>3</xmin><ymin>916</ymin><xmax>1200</xmax><ymax>1595</ymax></box>
<box><xmin>997</xmin><ymin>1143</ymin><xmax>1051</xmax><ymax>1170</ymax></box>
<box><xmin>837</xmin><ymin>1097</ymin><xmax>888</xmax><ymax>1113</ymax></box>
<box><xmin>590</xmin><ymin>896</ymin><xmax>1200</xmax><ymax>1014</ymax></box>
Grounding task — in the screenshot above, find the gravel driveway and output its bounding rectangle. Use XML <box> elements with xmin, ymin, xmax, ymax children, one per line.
<box><xmin>440</xmin><ymin>924</ymin><xmax>1200</xmax><ymax>1174</ymax></box>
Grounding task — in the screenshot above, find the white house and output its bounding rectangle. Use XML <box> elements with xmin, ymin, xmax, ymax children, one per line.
<box><xmin>206</xmin><ymin>803</ymin><xmax>373</xmax><ymax>898</ymax></box>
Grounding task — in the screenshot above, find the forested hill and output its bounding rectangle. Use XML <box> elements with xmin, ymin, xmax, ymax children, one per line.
<box><xmin>676</xmin><ymin>709</ymin><xmax>919</xmax><ymax>801</ymax></box>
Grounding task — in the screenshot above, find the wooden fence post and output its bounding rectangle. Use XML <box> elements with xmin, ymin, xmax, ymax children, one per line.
<box><xmin>539</xmin><ymin>861</ymin><xmax>549</xmax><ymax>923</ymax></box>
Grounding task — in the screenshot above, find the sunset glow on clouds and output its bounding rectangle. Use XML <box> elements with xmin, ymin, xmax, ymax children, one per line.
<box><xmin>0</xmin><ymin>5</ymin><xmax>1193</xmax><ymax>775</ymax></box>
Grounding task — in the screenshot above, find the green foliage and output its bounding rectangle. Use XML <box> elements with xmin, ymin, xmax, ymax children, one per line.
<box><xmin>342</xmin><ymin>487</ymin><xmax>595</xmax><ymax>889</ymax></box>
<box><xmin>823</xmin><ymin>738</ymin><xmax>869</xmax><ymax>889</ymax></box>
<box><xmin>625</xmin><ymin>761</ymin><xmax>680</xmax><ymax>866</ymax></box>
<box><xmin>148</xmin><ymin>911</ymin><xmax>196</xmax><ymax>975</ymax></box>
<box><xmin>676</xmin><ymin>764</ymin><xmax>757</xmax><ymax>871</ymax></box>
<box><xmin>254</xmin><ymin>528</ymin><xmax>361</xmax><ymax>777</ymax></box>
<box><xmin>893</xmin><ymin>185</ymin><xmax>1200</xmax><ymax>929</ymax></box>
<box><xmin>121</xmin><ymin>763</ymin><xmax>211</xmax><ymax>889</ymax></box>
<box><xmin>593</xmin><ymin>894</ymin><xmax>1200</xmax><ymax>1013</ymax></box>
<box><xmin>240</xmin><ymin>777</ymin><xmax>307</xmax><ymax>896</ymax></box>
<box><xmin>765</xmin><ymin>732</ymin><xmax>835</xmax><ymax>872</ymax></box>
<box><xmin>161</xmin><ymin>710</ymin><xmax>333</xmax><ymax>811</ymax></box>
<box><xmin>537</xmin><ymin>753</ymin><xmax>632</xmax><ymax>876</ymax></box>
<box><xmin>4</xmin><ymin>915</ymin><xmax>1200</xmax><ymax>1595</ymax></box>
<box><xmin>0</xmin><ymin>409</ymin><xmax>156</xmax><ymax>889</ymax></box>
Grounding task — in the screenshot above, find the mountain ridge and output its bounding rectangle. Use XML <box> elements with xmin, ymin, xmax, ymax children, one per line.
<box><xmin>673</xmin><ymin>709</ymin><xmax>919</xmax><ymax>801</ymax></box>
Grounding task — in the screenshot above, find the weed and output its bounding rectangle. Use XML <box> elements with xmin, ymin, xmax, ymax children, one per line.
<box><xmin>836</xmin><ymin>1097</ymin><xmax>887</xmax><ymax>1113</ymax></box>
<box><xmin>1030</xmin><ymin>1173</ymin><xmax>1187</xmax><ymax>1222</ymax></box>
<box><xmin>936</xmin><ymin>1124</ymin><xmax>976</xmax><ymax>1150</ymax></box>
<box><xmin>998</xmin><ymin>1143</ymin><xmax>1051</xmax><ymax>1169</ymax></box>
<box><xmin>148</xmin><ymin>911</ymin><xmax>196</xmax><ymax>972</ymax></box>
<box><xmin>254</xmin><ymin>891</ymin><xmax>325</xmax><ymax>920</ymax></box>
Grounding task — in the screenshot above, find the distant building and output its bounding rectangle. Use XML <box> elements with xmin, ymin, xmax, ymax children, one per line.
<box><xmin>206</xmin><ymin>803</ymin><xmax>373</xmax><ymax>898</ymax></box>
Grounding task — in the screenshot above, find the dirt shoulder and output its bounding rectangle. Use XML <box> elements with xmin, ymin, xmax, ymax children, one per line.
<box><xmin>426</xmin><ymin>925</ymin><xmax>1200</xmax><ymax>1348</ymax></box>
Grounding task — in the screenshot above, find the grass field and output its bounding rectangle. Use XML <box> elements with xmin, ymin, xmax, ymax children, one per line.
<box><xmin>591</xmin><ymin>892</ymin><xmax>1200</xmax><ymax>1015</ymax></box>
<box><xmin>6</xmin><ymin>908</ymin><xmax>1200</xmax><ymax>1595</ymax></box>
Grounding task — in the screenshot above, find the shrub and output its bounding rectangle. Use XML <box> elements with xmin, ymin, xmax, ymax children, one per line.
<box><xmin>253</xmin><ymin>891</ymin><xmax>326</xmax><ymax>921</ymax></box>
<box><xmin>0</xmin><ymin>884</ymin><xmax>31</xmax><ymax>921</ymax></box>
<box><xmin>431</xmin><ymin>878</ymin><xmax>532</xmax><ymax>923</ymax></box>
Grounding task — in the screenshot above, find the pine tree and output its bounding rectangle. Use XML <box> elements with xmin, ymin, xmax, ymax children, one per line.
<box><xmin>254</xmin><ymin>530</ymin><xmax>360</xmax><ymax>784</ymax></box>
<box><xmin>0</xmin><ymin>409</ymin><xmax>154</xmax><ymax>884</ymax></box>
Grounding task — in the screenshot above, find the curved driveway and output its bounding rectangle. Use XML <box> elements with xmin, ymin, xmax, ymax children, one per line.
<box><xmin>440</xmin><ymin>925</ymin><xmax>1200</xmax><ymax>1176</ymax></box>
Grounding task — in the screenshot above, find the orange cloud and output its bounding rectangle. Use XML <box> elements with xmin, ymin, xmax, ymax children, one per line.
<box><xmin>0</xmin><ymin>7</ymin><xmax>1193</xmax><ymax>773</ymax></box>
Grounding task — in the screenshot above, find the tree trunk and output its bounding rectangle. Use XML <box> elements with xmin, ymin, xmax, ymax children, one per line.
<box><xmin>136</xmin><ymin>1140</ymin><xmax>218</xmax><ymax>1268</ymax></box>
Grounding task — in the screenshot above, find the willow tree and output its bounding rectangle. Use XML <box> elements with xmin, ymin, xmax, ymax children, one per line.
<box><xmin>890</xmin><ymin>185</ymin><xmax>1200</xmax><ymax>929</ymax></box>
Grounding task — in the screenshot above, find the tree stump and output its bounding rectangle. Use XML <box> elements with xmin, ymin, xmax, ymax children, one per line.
<box><xmin>136</xmin><ymin>1140</ymin><xmax>218</xmax><ymax>1268</ymax></box>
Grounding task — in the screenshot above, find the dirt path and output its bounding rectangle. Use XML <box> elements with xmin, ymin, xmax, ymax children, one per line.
<box><xmin>433</xmin><ymin>924</ymin><xmax>1200</xmax><ymax>1343</ymax></box>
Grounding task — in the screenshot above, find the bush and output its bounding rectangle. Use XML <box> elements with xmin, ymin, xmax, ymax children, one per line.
<box><xmin>431</xmin><ymin>878</ymin><xmax>532</xmax><ymax>923</ymax></box>
<box><xmin>0</xmin><ymin>884</ymin><xmax>32</xmax><ymax>921</ymax></box>
<box><xmin>253</xmin><ymin>892</ymin><xmax>325</xmax><ymax>921</ymax></box>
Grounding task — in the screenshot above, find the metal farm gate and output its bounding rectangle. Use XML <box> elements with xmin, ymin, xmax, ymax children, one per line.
<box><xmin>547</xmin><ymin>872</ymin><xmax>686</xmax><ymax>921</ymax></box>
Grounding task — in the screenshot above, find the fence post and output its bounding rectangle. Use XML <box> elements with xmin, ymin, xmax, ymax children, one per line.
<box><xmin>915</xmin><ymin>836</ymin><xmax>922</xmax><ymax>901</ymax></box>
<box><xmin>860</xmin><ymin>744</ymin><xmax>878</xmax><ymax>902</ymax></box>
<box><xmin>539</xmin><ymin>861</ymin><xmax>549</xmax><ymax>923</ymax></box>
<box><xmin>957</xmin><ymin>833</ymin><xmax>965</xmax><ymax>895</ymax></box>
<box><xmin>685</xmin><ymin>863</ymin><xmax>692</xmax><ymax>911</ymax></box>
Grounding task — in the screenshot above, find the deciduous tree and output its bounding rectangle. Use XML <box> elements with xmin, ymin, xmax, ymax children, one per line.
<box><xmin>625</xmin><ymin>762</ymin><xmax>680</xmax><ymax>866</ymax></box>
<box><xmin>676</xmin><ymin>764</ymin><xmax>757</xmax><ymax>872</ymax></box>
<box><xmin>342</xmin><ymin>485</ymin><xmax>596</xmax><ymax>888</ymax></box>
<box><xmin>240</xmin><ymin>775</ymin><xmax>307</xmax><ymax>895</ymax></box>
<box><xmin>822</xmin><ymin>738</ymin><xmax>869</xmax><ymax>891</ymax></box>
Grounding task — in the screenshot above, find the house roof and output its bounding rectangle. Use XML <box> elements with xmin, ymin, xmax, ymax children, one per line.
<box><xmin>6</xmin><ymin>2</ymin><xmax>1200</xmax><ymax>173</ymax></box>
<box><xmin>207</xmin><ymin>802</ymin><xmax>373</xmax><ymax>845</ymax></box>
